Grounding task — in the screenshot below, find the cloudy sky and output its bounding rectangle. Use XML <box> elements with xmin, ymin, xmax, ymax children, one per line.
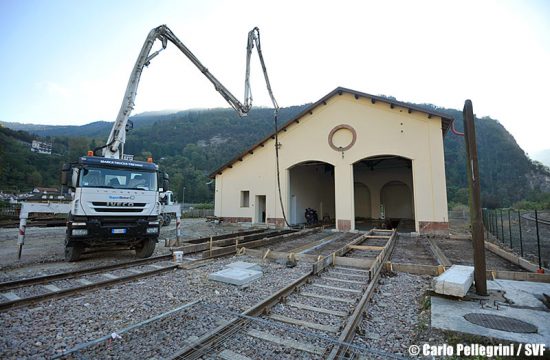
<box><xmin>1</xmin><ymin>0</ymin><xmax>548</xmax><ymax>154</ymax></box>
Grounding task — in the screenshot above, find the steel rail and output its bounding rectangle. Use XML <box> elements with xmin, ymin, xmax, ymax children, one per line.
<box><xmin>0</xmin><ymin>254</ymin><xmax>172</xmax><ymax>292</ymax></box>
<box><xmin>1</xmin><ymin>229</ymin><xmax>273</xmax><ymax>292</ymax></box>
<box><xmin>0</xmin><ymin>264</ymin><xmax>178</xmax><ymax>312</ymax></box>
<box><xmin>168</xmin><ymin>229</ymin><xmax>396</xmax><ymax>360</ymax></box>
<box><xmin>326</xmin><ymin>230</ymin><xmax>397</xmax><ymax>359</ymax></box>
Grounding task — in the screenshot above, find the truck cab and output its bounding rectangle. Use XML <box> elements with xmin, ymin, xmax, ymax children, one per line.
<box><xmin>62</xmin><ymin>156</ymin><xmax>169</xmax><ymax>261</ymax></box>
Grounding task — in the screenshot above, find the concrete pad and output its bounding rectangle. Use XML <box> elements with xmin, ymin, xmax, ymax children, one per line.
<box><xmin>488</xmin><ymin>279</ymin><xmax>550</xmax><ymax>310</ymax></box>
<box><xmin>433</xmin><ymin>264</ymin><xmax>474</xmax><ymax>297</ymax></box>
<box><xmin>226</xmin><ymin>261</ymin><xmax>262</xmax><ymax>272</ymax></box>
<box><xmin>208</xmin><ymin>268</ymin><xmax>262</xmax><ymax>286</ymax></box>
<box><xmin>432</xmin><ymin>279</ymin><xmax>550</xmax><ymax>344</ymax></box>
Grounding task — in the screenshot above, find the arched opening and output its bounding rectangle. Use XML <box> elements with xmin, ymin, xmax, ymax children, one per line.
<box><xmin>289</xmin><ymin>161</ymin><xmax>335</xmax><ymax>226</ymax></box>
<box><xmin>353</xmin><ymin>155</ymin><xmax>415</xmax><ymax>231</ymax></box>
<box><xmin>354</xmin><ymin>182</ymin><xmax>371</xmax><ymax>222</ymax></box>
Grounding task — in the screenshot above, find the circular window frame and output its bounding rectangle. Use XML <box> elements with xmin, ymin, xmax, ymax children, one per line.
<box><xmin>328</xmin><ymin>124</ymin><xmax>357</xmax><ymax>152</ymax></box>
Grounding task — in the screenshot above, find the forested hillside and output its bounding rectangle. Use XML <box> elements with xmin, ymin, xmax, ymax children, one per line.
<box><xmin>2</xmin><ymin>102</ymin><xmax>549</xmax><ymax>208</ymax></box>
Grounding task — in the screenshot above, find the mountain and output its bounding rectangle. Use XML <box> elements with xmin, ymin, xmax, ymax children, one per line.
<box><xmin>531</xmin><ymin>149</ymin><xmax>550</xmax><ymax>168</ymax></box>
<box><xmin>2</xmin><ymin>103</ymin><xmax>549</xmax><ymax>208</ymax></box>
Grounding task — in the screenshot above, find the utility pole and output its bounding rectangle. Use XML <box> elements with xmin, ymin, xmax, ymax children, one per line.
<box><xmin>463</xmin><ymin>100</ymin><xmax>487</xmax><ymax>295</ymax></box>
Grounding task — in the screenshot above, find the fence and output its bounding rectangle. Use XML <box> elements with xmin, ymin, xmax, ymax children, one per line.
<box><xmin>182</xmin><ymin>208</ymin><xmax>214</xmax><ymax>218</ymax></box>
<box><xmin>482</xmin><ymin>208</ymin><xmax>549</xmax><ymax>270</ymax></box>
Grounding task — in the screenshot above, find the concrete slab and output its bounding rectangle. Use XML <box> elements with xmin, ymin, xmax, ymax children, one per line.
<box><xmin>433</xmin><ymin>264</ymin><xmax>474</xmax><ymax>297</ymax></box>
<box><xmin>226</xmin><ymin>261</ymin><xmax>262</xmax><ymax>272</ymax></box>
<box><xmin>432</xmin><ymin>279</ymin><xmax>550</xmax><ymax>344</ymax></box>
<box><xmin>488</xmin><ymin>279</ymin><xmax>550</xmax><ymax>310</ymax></box>
<box><xmin>208</xmin><ymin>268</ymin><xmax>262</xmax><ymax>286</ymax></box>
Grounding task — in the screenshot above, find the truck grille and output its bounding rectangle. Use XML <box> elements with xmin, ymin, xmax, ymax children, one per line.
<box><xmin>91</xmin><ymin>202</ymin><xmax>147</xmax><ymax>213</ymax></box>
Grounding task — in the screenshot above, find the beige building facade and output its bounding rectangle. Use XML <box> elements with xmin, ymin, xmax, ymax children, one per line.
<box><xmin>211</xmin><ymin>88</ymin><xmax>452</xmax><ymax>233</ymax></box>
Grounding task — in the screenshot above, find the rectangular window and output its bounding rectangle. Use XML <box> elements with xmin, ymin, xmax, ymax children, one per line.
<box><xmin>240</xmin><ymin>190</ymin><xmax>250</xmax><ymax>207</ymax></box>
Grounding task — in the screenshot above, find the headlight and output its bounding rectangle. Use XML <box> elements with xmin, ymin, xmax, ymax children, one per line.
<box><xmin>146</xmin><ymin>227</ymin><xmax>159</xmax><ymax>234</ymax></box>
<box><xmin>148</xmin><ymin>221</ymin><xmax>160</xmax><ymax>225</ymax></box>
<box><xmin>71</xmin><ymin>222</ymin><xmax>86</xmax><ymax>226</ymax></box>
<box><xmin>72</xmin><ymin>229</ymin><xmax>88</xmax><ymax>236</ymax></box>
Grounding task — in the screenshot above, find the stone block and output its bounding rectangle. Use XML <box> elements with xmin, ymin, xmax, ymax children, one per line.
<box><xmin>433</xmin><ymin>264</ymin><xmax>474</xmax><ymax>297</ymax></box>
<box><xmin>208</xmin><ymin>268</ymin><xmax>262</xmax><ymax>286</ymax></box>
<box><xmin>226</xmin><ymin>261</ymin><xmax>262</xmax><ymax>272</ymax></box>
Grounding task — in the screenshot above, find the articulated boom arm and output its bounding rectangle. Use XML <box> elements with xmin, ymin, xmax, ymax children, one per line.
<box><xmin>103</xmin><ymin>25</ymin><xmax>277</xmax><ymax>159</ymax></box>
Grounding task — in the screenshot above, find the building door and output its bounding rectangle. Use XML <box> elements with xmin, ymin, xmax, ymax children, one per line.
<box><xmin>255</xmin><ymin>195</ymin><xmax>266</xmax><ymax>223</ymax></box>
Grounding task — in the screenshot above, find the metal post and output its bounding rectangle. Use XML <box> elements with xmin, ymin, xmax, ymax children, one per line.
<box><xmin>500</xmin><ymin>209</ymin><xmax>504</xmax><ymax>243</ymax></box>
<box><xmin>463</xmin><ymin>99</ymin><xmax>487</xmax><ymax>295</ymax></box>
<box><xmin>17</xmin><ymin>216</ymin><xmax>27</xmax><ymax>259</ymax></box>
<box><xmin>508</xmin><ymin>209</ymin><xmax>514</xmax><ymax>249</ymax></box>
<box><xmin>495</xmin><ymin>210</ymin><xmax>499</xmax><ymax>240</ymax></box>
<box><xmin>535</xmin><ymin>210</ymin><xmax>542</xmax><ymax>271</ymax></box>
<box><xmin>518</xmin><ymin>210</ymin><xmax>523</xmax><ymax>257</ymax></box>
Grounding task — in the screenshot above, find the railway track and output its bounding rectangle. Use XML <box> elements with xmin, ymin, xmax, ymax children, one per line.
<box><xmin>168</xmin><ymin>229</ymin><xmax>397</xmax><ymax>360</ymax></box>
<box><xmin>0</xmin><ymin>228</ymin><xmax>281</xmax><ymax>312</ymax></box>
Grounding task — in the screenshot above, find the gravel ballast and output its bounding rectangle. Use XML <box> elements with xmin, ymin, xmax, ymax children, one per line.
<box><xmin>0</xmin><ymin>255</ymin><xmax>311</xmax><ymax>359</ymax></box>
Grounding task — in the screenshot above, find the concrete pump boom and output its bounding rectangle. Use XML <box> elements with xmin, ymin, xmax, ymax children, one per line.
<box><xmin>101</xmin><ymin>25</ymin><xmax>278</xmax><ymax>159</ymax></box>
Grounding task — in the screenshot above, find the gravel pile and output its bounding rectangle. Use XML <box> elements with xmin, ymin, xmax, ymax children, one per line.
<box><xmin>353</xmin><ymin>271</ymin><xmax>442</xmax><ymax>358</ymax></box>
<box><xmin>0</xmin><ymin>255</ymin><xmax>311</xmax><ymax>359</ymax></box>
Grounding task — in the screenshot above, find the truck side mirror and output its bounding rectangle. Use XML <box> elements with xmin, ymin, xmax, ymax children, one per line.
<box><xmin>61</xmin><ymin>164</ymin><xmax>71</xmax><ymax>186</ymax></box>
<box><xmin>162</xmin><ymin>173</ymin><xmax>170</xmax><ymax>191</ymax></box>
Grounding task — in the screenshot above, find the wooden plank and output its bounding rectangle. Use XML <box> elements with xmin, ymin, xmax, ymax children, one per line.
<box><xmin>311</xmin><ymin>284</ymin><xmax>361</xmax><ymax>294</ymax></box>
<box><xmin>219</xmin><ymin>349</ymin><xmax>253</xmax><ymax>360</ymax></box>
<box><xmin>43</xmin><ymin>284</ymin><xmax>61</xmax><ymax>292</ymax></box>
<box><xmin>334</xmin><ymin>266</ymin><xmax>370</xmax><ymax>273</ymax></box>
<box><xmin>286</xmin><ymin>301</ymin><xmax>348</xmax><ymax>317</ymax></box>
<box><xmin>349</xmin><ymin>245</ymin><xmax>384</xmax><ymax>251</ymax></box>
<box><xmin>269</xmin><ymin>314</ymin><xmax>339</xmax><ymax>333</ymax></box>
<box><xmin>2</xmin><ymin>292</ymin><xmax>20</xmax><ymax>301</ymax></box>
<box><xmin>243</xmin><ymin>248</ymin><xmax>320</xmax><ymax>263</ymax></box>
<box><xmin>364</xmin><ymin>235</ymin><xmax>390</xmax><ymax>239</ymax></box>
<box><xmin>384</xmin><ymin>262</ymin><xmax>443</xmax><ymax>276</ymax></box>
<box><xmin>329</xmin><ymin>271</ymin><xmax>366</xmax><ymax>279</ymax></box>
<box><xmin>487</xmin><ymin>270</ymin><xmax>550</xmax><ymax>283</ymax></box>
<box><xmin>203</xmin><ymin>229</ymin><xmax>317</xmax><ymax>258</ymax></box>
<box><xmin>427</xmin><ymin>238</ymin><xmax>452</xmax><ymax>267</ymax></box>
<box><xmin>101</xmin><ymin>273</ymin><xmax>119</xmax><ymax>279</ymax></box>
<box><xmin>484</xmin><ymin>241</ymin><xmax>545</xmax><ymax>272</ymax></box>
<box><xmin>300</xmin><ymin>292</ymin><xmax>355</xmax><ymax>304</ymax></box>
<box><xmin>322</xmin><ymin>276</ymin><xmax>364</xmax><ymax>285</ymax></box>
<box><xmin>247</xmin><ymin>329</ymin><xmax>325</xmax><ymax>356</ymax></box>
<box><xmin>334</xmin><ymin>257</ymin><xmax>374</xmax><ymax>269</ymax></box>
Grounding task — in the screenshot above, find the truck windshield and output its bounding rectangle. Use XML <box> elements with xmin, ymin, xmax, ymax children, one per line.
<box><xmin>79</xmin><ymin>166</ymin><xmax>157</xmax><ymax>191</ymax></box>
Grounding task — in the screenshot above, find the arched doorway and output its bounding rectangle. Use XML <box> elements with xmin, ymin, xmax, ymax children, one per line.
<box><xmin>381</xmin><ymin>181</ymin><xmax>413</xmax><ymax>219</ymax></box>
<box><xmin>289</xmin><ymin>161</ymin><xmax>335</xmax><ymax>226</ymax></box>
<box><xmin>354</xmin><ymin>182</ymin><xmax>371</xmax><ymax>219</ymax></box>
<box><xmin>353</xmin><ymin>155</ymin><xmax>415</xmax><ymax>231</ymax></box>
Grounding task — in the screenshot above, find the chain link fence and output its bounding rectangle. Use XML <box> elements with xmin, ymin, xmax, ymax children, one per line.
<box><xmin>482</xmin><ymin>208</ymin><xmax>549</xmax><ymax>270</ymax></box>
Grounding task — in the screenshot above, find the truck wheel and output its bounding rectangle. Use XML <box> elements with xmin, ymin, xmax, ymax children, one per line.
<box><xmin>135</xmin><ymin>239</ymin><xmax>156</xmax><ymax>258</ymax></box>
<box><xmin>163</xmin><ymin>214</ymin><xmax>172</xmax><ymax>227</ymax></box>
<box><xmin>65</xmin><ymin>244</ymin><xmax>83</xmax><ymax>262</ymax></box>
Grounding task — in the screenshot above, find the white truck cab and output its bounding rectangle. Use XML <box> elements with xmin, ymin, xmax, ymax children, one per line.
<box><xmin>62</xmin><ymin>156</ymin><xmax>169</xmax><ymax>261</ymax></box>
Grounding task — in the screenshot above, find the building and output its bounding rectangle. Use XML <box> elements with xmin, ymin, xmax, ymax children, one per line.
<box><xmin>31</xmin><ymin>140</ymin><xmax>53</xmax><ymax>154</ymax></box>
<box><xmin>210</xmin><ymin>87</ymin><xmax>453</xmax><ymax>234</ymax></box>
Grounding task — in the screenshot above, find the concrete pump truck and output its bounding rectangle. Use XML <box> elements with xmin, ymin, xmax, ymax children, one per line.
<box><xmin>16</xmin><ymin>25</ymin><xmax>279</xmax><ymax>261</ymax></box>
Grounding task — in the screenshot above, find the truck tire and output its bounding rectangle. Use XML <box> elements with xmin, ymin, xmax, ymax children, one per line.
<box><xmin>65</xmin><ymin>236</ymin><xmax>83</xmax><ymax>262</ymax></box>
<box><xmin>163</xmin><ymin>214</ymin><xmax>172</xmax><ymax>227</ymax></box>
<box><xmin>135</xmin><ymin>239</ymin><xmax>156</xmax><ymax>258</ymax></box>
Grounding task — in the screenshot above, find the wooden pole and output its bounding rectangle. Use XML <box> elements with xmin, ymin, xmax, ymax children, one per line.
<box><xmin>463</xmin><ymin>100</ymin><xmax>487</xmax><ymax>295</ymax></box>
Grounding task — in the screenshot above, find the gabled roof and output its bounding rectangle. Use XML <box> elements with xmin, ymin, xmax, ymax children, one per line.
<box><xmin>209</xmin><ymin>87</ymin><xmax>454</xmax><ymax>178</ymax></box>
